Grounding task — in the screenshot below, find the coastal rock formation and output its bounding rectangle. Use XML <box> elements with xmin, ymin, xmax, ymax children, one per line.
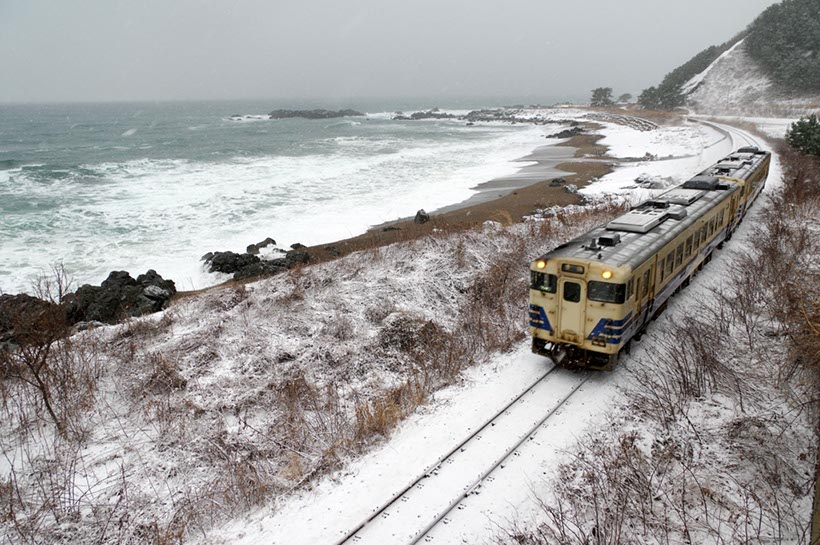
<box><xmin>204</xmin><ymin>247</ymin><xmax>311</xmax><ymax>281</ymax></box>
<box><xmin>394</xmin><ymin>109</ymin><xmax>457</xmax><ymax>121</ymax></box>
<box><xmin>393</xmin><ymin>107</ymin><xmax>571</xmax><ymax>126</ymax></box>
<box><xmin>268</xmin><ymin>109</ymin><xmax>365</xmax><ymax>120</ymax></box>
<box><xmin>246</xmin><ymin>237</ymin><xmax>277</xmax><ymax>255</ymax></box>
<box><xmin>206</xmin><ymin>252</ymin><xmax>261</xmax><ymax>274</ymax></box>
<box><xmin>546</xmin><ymin>127</ymin><xmax>584</xmax><ymax>139</ymax></box>
<box><xmin>414</xmin><ymin>209</ymin><xmax>431</xmax><ymax>224</ymax></box>
<box><xmin>66</xmin><ymin>270</ymin><xmax>176</xmax><ymax>324</ymax></box>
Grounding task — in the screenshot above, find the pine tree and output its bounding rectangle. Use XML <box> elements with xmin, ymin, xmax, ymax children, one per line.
<box><xmin>786</xmin><ymin>115</ymin><xmax>820</xmax><ymax>156</ymax></box>
<box><xmin>590</xmin><ymin>88</ymin><xmax>614</xmax><ymax>107</ymax></box>
<box><xmin>638</xmin><ymin>87</ymin><xmax>660</xmax><ymax>109</ymax></box>
<box><xmin>617</xmin><ymin>93</ymin><xmax>633</xmax><ymax>103</ymax></box>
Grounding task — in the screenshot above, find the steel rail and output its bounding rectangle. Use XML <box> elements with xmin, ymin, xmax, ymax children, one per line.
<box><xmin>332</xmin><ymin>365</ymin><xmax>560</xmax><ymax>545</ymax></box>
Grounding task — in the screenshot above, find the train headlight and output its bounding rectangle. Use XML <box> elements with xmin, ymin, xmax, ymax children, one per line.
<box><xmin>536</xmin><ymin>260</ymin><xmax>546</xmax><ymax>269</ymax></box>
<box><xmin>602</xmin><ymin>270</ymin><xmax>613</xmax><ymax>279</ymax></box>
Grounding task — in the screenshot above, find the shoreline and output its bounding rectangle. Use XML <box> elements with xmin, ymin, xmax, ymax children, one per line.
<box><xmin>177</xmin><ymin>125</ymin><xmax>613</xmax><ymax>296</ymax></box>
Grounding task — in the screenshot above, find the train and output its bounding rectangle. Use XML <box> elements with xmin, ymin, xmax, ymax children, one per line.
<box><xmin>529</xmin><ymin>146</ymin><xmax>771</xmax><ymax>370</ymax></box>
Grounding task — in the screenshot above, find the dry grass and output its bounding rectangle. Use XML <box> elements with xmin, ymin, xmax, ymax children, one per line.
<box><xmin>1</xmin><ymin>199</ymin><xmax>631</xmax><ymax>544</ymax></box>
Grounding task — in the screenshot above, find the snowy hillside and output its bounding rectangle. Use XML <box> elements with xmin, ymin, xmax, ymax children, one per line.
<box><xmin>685</xmin><ymin>39</ymin><xmax>819</xmax><ymax>116</ymax></box>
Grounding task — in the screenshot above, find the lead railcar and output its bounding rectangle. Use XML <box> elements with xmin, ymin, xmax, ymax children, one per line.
<box><xmin>529</xmin><ymin>147</ymin><xmax>771</xmax><ymax>369</ymax></box>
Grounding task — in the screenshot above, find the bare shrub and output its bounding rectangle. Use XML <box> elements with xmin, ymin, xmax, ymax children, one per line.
<box><xmin>354</xmin><ymin>378</ymin><xmax>426</xmax><ymax>442</ymax></box>
<box><xmin>142</xmin><ymin>352</ymin><xmax>188</xmax><ymax>396</ymax></box>
<box><xmin>32</xmin><ymin>262</ymin><xmax>75</xmax><ymax>304</ymax></box>
<box><xmin>0</xmin><ymin>302</ymin><xmax>102</xmax><ymax>437</ymax></box>
<box><xmin>321</xmin><ymin>308</ymin><xmax>355</xmax><ymax>341</ymax></box>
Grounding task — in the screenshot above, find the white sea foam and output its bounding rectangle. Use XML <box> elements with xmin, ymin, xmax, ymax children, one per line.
<box><xmin>0</xmin><ymin>123</ymin><xmax>550</xmax><ymax>293</ymax></box>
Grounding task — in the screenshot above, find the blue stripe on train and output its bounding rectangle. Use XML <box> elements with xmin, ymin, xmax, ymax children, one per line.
<box><xmin>528</xmin><ymin>304</ymin><xmax>552</xmax><ymax>331</ymax></box>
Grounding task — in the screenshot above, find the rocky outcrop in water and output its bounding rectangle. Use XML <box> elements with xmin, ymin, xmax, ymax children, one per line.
<box><xmin>393</xmin><ymin>108</ymin><xmax>572</xmax><ymax>126</ymax></box>
<box><xmin>65</xmin><ymin>270</ymin><xmax>176</xmax><ymax>324</ymax></box>
<box><xmin>268</xmin><ymin>109</ymin><xmax>365</xmax><ymax>120</ymax></box>
<box><xmin>393</xmin><ymin>109</ymin><xmax>458</xmax><ymax>121</ymax></box>
<box><xmin>546</xmin><ymin>127</ymin><xmax>584</xmax><ymax>139</ymax></box>
<box><xmin>203</xmin><ymin>248</ymin><xmax>310</xmax><ymax>281</ymax></box>
<box><xmin>246</xmin><ymin>237</ymin><xmax>277</xmax><ymax>255</ymax></box>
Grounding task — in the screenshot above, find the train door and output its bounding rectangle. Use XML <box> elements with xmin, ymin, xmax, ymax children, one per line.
<box><xmin>558</xmin><ymin>278</ymin><xmax>586</xmax><ymax>343</ymax></box>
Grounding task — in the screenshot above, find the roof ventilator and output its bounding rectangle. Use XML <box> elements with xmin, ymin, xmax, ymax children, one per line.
<box><xmin>598</xmin><ymin>233</ymin><xmax>621</xmax><ymax>247</ymax></box>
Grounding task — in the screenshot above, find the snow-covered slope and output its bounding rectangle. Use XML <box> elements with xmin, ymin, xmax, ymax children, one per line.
<box><xmin>684</xmin><ymin>40</ymin><xmax>818</xmax><ymax>116</ymax></box>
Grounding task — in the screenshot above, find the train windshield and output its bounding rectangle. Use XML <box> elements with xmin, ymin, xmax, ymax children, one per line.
<box><xmin>588</xmin><ymin>281</ymin><xmax>626</xmax><ymax>304</ymax></box>
<box><xmin>530</xmin><ymin>271</ymin><xmax>557</xmax><ymax>293</ymax></box>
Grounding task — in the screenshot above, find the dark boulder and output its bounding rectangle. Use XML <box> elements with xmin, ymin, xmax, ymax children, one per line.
<box><xmin>232</xmin><ymin>261</ymin><xmax>287</xmax><ymax>281</ymax></box>
<box><xmin>546</xmin><ymin>127</ymin><xmax>583</xmax><ymax>139</ymax></box>
<box><xmin>414</xmin><ymin>209</ymin><xmax>431</xmax><ymax>224</ymax></box>
<box><xmin>382</xmin><ymin>226</ymin><xmax>401</xmax><ymax>232</ymax></box>
<box><xmin>324</xmin><ymin>246</ymin><xmax>341</xmax><ymax>257</ymax></box>
<box><xmin>247</xmin><ymin>237</ymin><xmax>277</xmax><ymax>254</ymax></box>
<box><xmin>290</xmin><ymin>242</ymin><xmax>306</xmax><ymax>250</ymax></box>
<box><xmin>205</xmin><ymin>251</ymin><xmax>260</xmax><ymax>274</ymax></box>
<box><xmin>66</xmin><ymin>270</ymin><xmax>177</xmax><ymax>324</ymax></box>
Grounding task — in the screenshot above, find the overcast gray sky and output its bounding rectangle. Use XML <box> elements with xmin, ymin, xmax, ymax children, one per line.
<box><xmin>0</xmin><ymin>0</ymin><xmax>780</xmax><ymax>104</ymax></box>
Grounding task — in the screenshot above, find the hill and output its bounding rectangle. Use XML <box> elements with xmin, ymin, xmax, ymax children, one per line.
<box><xmin>639</xmin><ymin>0</ymin><xmax>820</xmax><ymax>116</ymax></box>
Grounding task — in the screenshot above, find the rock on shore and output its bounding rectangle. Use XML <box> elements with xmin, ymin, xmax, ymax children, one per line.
<box><xmin>268</xmin><ymin>109</ymin><xmax>365</xmax><ymax>120</ymax></box>
<box><xmin>203</xmin><ymin>248</ymin><xmax>310</xmax><ymax>281</ymax></box>
<box><xmin>66</xmin><ymin>270</ymin><xmax>177</xmax><ymax>324</ymax></box>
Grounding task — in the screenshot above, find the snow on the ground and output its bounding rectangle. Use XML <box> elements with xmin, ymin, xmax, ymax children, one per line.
<box><xmin>5</xmin><ymin>111</ymin><xmax>794</xmax><ymax>545</ymax></box>
<box><xmin>698</xmin><ymin>114</ymin><xmax>798</xmax><ymax>140</ymax></box>
<box><xmin>204</xmin><ymin>348</ymin><xmax>620</xmax><ymax>545</ymax></box>
<box><xmin>681</xmin><ymin>39</ymin><xmax>746</xmax><ymax>94</ymax></box>
<box><xmin>686</xmin><ymin>40</ymin><xmax>819</xmax><ymax>117</ymax></box>
<box><xmin>198</xmin><ymin>121</ymin><xmax>768</xmax><ymax>545</ymax></box>
<box><xmin>579</xmin><ymin>119</ymin><xmax>730</xmax><ymax>198</ymax></box>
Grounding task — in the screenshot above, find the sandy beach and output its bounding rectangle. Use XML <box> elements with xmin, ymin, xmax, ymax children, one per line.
<box><xmin>282</xmin><ymin>127</ymin><xmax>613</xmax><ymax>267</ymax></box>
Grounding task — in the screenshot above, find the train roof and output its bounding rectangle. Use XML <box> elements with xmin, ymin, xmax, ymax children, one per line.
<box><xmin>539</xmin><ymin>149</ymin><xmax>770</xmax><ymax>272</ymax></box>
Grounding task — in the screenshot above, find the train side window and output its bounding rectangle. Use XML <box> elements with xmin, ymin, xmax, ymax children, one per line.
<box><xmin>694</xmin><ymin>230</ymin><xmax>701</xmax><ymax>247</ymax></box>
<box><xmin>530</xmin><ymin>271</ymin><xmax>557</xmax><ymax>293</ymax></box>
<box><xmin>685</xmin><ymin>236</ymin><xmax>693</xmax><ymax>257</ymax></box>
<box><xmin>664</xmin><ymin>255</ymin><xmax>672</xmax><ymax>278</ymax></box>
<box><xmin>563</xmin><ymin>282</ymin><xmax>581</xmax><ymax>303</ymax></box>
<box><xmin>588</xmin><ymin>281</ymin><xmax>626</xmax><ymax>304</ymax></box>
<box><xmin>626</xmin><ymin>278</ymin><xmax>634</xmax><ymax>299</ymax></box>
<box><xmin>719</xmin><ymin>210</ymin><xmax>724</xmax><ymax>224</ymax></box>
<box><xmin>708</xmin><ymin>218</ymin><xmax>715</xmax><ymax>235</ymax></box>
<box><xmin>659</xmin><ymin>258</ymin><xmax>665</xmax><ymax>281</ymax></box>
<box><xmin>641</xmin><ymin>270</ymin><xmax>650</xmax><ymax>297</ymax></box>
<box><xmin>675</xmin><ymin>244</ymin><xmax>684</xmax><ymax>268</ymax></box>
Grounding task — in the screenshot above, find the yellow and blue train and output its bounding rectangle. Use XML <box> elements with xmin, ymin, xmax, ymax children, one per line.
<box><xmin>529</xmin><ymin>147</ymin><xmax>771</xmax><ymax>369</ymax></box>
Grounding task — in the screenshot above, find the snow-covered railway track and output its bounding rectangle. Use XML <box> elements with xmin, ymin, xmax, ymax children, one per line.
<box><xmin>334</xmin><ymin>367</ymin><xmax>590</xmax><ymax>545</ymax></box>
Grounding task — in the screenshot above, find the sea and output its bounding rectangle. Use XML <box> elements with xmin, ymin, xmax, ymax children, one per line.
<box><xmin>0</xmin><ymin>99</ymin><xmax>559</xmax><ymax>294</ymax></box>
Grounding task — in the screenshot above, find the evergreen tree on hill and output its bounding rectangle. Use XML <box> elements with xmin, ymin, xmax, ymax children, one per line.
<box><xmin>590</xmin><ymin>87</ymin><xmax>614</xmax><ymax>107</ymax></box>
<box><xmin>745</xmin><ymin>0</ymin><xmax>820</xmax><ymax>93</ymax></box>
<box><xmin>786</xmin><ymin>115</ymin><xmax>820</xmax><ymax>156</ymax></box>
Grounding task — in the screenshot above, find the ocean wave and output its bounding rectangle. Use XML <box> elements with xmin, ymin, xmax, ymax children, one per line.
<box><xmin>1</xmin><ymin>122</ymin><xmax>547</xmax><ymax>294</ymax></box>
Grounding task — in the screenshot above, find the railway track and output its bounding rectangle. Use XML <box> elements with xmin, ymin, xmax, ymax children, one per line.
<box><xmin>333</xmin><ymin>367</ymin><xmax>589</xmax><ymax>545</ymax></box>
